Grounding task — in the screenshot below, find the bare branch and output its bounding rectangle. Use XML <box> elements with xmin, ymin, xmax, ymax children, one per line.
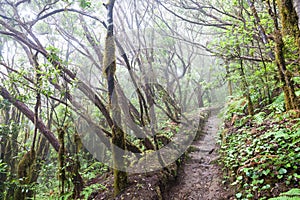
<box><xmin>155</xmin><ymin>0</ymin><xmax>232</xmax><ymax>29</ymax></box>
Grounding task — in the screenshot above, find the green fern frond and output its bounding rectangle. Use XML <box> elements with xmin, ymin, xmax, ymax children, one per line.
<box><xmin>269</xmin><ymin>188</ymin><xmax>300</xmax><ymax>200</ymax></box>
<box><xmin>280</xmin><ymin>188</ymin><xmax>300</xmax><ymax>197</ymax></box>
<box><xmin>268</xmin><ymin>197</ymin><xmax>300</xmax><ymax>200</ymax></box>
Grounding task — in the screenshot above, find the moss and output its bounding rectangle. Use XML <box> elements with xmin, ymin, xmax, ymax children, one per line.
<box><xmin>103</xmin><ymin>3</ymin><xmax>128</xmax><ymax>195</ymax></box>
<box><xmin>246</xmin><ymin>95</ymin><xmax>254</xmax><ymax>116</ymax></box>
<box><xmin>14</xmin><ymin>150</ymin><xmax>36</xmax><ymax>200</ymax></box>
<box><xmin>17</xmin><ymin>150</ymin><xmax>35</xmax><ymax>184</ymax></box>
<box><xmin>113</xmin><ymin>168</ymin><xmax>127</xmax><ymax>197</ymax></box>
<box><xmin>58</xmin><ymin>127</ymin><xmax>66</xmax><ymax>195</ymax></box>
<box><xmin>71</xmin><ymin>133</ymin><xmax>83</xmax><ymax>199</ymax></box>
<box><xmin>112</xmin><ymin>126</ymin><xmax>128</xmax><ymax>197</ymax></box>
<box><xmin>103</xmin><ymin>31</ymin><xmax>128</xmax><ymax>196</ymax></box>
<box><xmin>103</xmin><ymin>35</ymin><xmax>116</xmax><ymax>103</ymax></box>
<box><xmin>103</xmin><ymin>36</ymin><xmax>116</xmax><ymax>76</ymax></box>
<box><xmin>278</xmin><ymin>0</ymin><xmax>299</xmax><ymax>35</ymax></box>
<box><xmin>277</xmin><ymin>1</ymin><xmax>300</xmax><ymax>107</ymax></box>
<box><xmin>283</xmin><ymin>86</ymin><xmax>292</xmax><ymax>110</ymax></box>
<box><xmin>277</xmin><ymin>0</ymin><xmax>300</xmax><ymax>56</ymax></box>
<box><xmin>273</xmin><ymin>29</ymin><xmax>299</xmax><ymax>111</ymax></box>
<box><xmin>74</xmin><ymin>133</ymin><xmax>82</xmax><ymax>153</ymax></box>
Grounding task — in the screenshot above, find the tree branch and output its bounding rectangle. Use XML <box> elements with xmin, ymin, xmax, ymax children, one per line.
<box><xmin>0</xmin><ymin>86</ymin><xmax>60</xmax><ymax>152</ymax></box>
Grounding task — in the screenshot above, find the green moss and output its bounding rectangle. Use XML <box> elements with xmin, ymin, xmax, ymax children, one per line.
<box><xmin>112</xmin><ymin>126</ymin><xmax>128</xmax><ymax>197</ymax></box>
<box><xmin>103</xmin><ymin>36</ymin><xmax>116</xmax><ymax>77</ymax></box>
<box><xmin>277</xmin><ymin>0</ymin><xmax>300</xmax><ymax>56</ymax></box>
<box><xmin>58</xmin><ymin>127</ymin><xmax>66</xmax><ymax>195</ymax></box>
<box><xmin>14</xmin><ymin>150</ymin><xmax>36</xmax><ymax>200</ymax></box>
<box><xmin>17</xmin><ymin>150</ymin><xmax>36</xmax><ymax>184</ymax></box>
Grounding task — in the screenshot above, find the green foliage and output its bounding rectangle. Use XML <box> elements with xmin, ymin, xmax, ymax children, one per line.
<box><xmin>2</xmin><ymin>0</ymin><xmax>299</xmax><ymax>198</ymax></box>
<box><xmin>81</xmin><ymin>161</ymin><xmax>108</xmax><ymax>180</ymax></box>
<box><xmin>82</xmin><ymin>183</ymin><xmax>106</xmax><ymax>199</ymax></box>
<box><xmin>219</xmin><ymin>98</ymin><xmax>300</xmax><ymax>199</ymax></box>
<box><xmin>62</xmin><ymin>0</ymin><xmax>92</xmax><ymax>8</ymax></box>
<box><xmin>252</xmin><ymin>111</ymin><xmax>266</xmax><ymax>125</ymax></box>
<box><xmin>268</xmin><ymin>92</ymin><xmax>286</xmax><ymax>112</ymax></box>
<box><xmin>223</xmin><ymin>97</ymin><xmax>247</xmax><ymax>120</ymax></box>
<box><xmin>79</xmin><ymin>0</ymin><xmax>91</xmax><ymax>8</ymax></box>
<box><xmin>46</xmin><ymin>46</ymin><xmax>62</xmax><ymax>63</ymax></box>
<box><xmin>32</xmin><ymin>151</ymin><xmax>109</xmax><ymax>199</ymax></box>
<box><xmin>269</xmin><ymin>188</ymin><xmax>300</xmax><ymax>200</ymax></box>
<box><xmin>0</xmin><ymin>160</ymin><xmax>7</xmax><ymax>174</ymax></box>
<box><xmin>268</xmin><ymin>91</ymin><xmax>300</xmax><ymax>113</ymax></box>
<box><xmin>0</xmin><ymin>160</ymin><xmax>8</xmax><ymax>198</ymax></box>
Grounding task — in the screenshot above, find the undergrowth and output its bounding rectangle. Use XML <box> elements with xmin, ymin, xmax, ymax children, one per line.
<box><xmin>219</xmin><ymin>96</ymin><xmax>300</xmax><ymax>200</ymax></box>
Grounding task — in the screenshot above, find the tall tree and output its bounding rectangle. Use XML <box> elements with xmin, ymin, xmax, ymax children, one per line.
<box><xmin>103</xmin><ymin>0</ymin><xmax>128</xmax><ymax>196</ymax></box>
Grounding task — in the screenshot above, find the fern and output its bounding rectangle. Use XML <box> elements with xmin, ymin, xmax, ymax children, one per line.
<box><xmin>253</xmin><ymin>111</ymin><xmax>266</xmax><ymax>125</ymax></box>
<box><xmin>269</xmin><ymin>188</ymin><xmax>300</xmax><ymax>200</ymax></box>
<box><xmin>268</xmin><ymin>91</ymin><xmax>300</xmax><ymax>113</ymax></box>
<box><xmin>268</xmin><ymin>197</ymin><xmax>300</xmax><ymax>200</ymax></box>
<box><xmin>224</xmin><ymin>97</ymin><xmax>247</xmax><ymax>120</ymax></box>
<box><xmin>281</xmin><ymin>189</ymin><xmax>300</xmax><ymax>197</ymax></box>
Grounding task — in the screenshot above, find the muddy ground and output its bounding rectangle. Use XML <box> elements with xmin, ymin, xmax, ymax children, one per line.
<box><xmin>163</xmin><ymin>114</ymin><xmax>234</xmax><ymax>200</ymax></box>
<box><xmin>91</xmin><ymin>111</ymin><xmax>234</xmax><ymax>200</ymax></box>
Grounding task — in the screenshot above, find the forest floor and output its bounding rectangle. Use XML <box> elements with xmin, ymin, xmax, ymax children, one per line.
<box><xmin>163</xmin><ymin>113</ymin><xmax>234</xmax><ymax>200</ymax></box>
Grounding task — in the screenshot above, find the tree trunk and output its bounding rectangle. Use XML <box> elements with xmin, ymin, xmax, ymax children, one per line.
<box><xmin>0</xmin><ymin>86</ymin><xmax>60</xmax><ymax>152</ymax></box>
<box><xmin>239</xmin><ymin>60</ymin><xmax>254</xmax><ymax>116</ymax></box>
<box><xmin>225</xmin><ymin>64</ymin><xmax>233</xmax><ymax>96</ymax></box>
<box><xmin>103</xmin><ymin>0</ymin><xmax>128</xmax><ymax>196</ymax></box>
<box><xmin>0</xmin><ymin>86</ymin><xmax>85</xmax><ymax>198</ymax></box>
<box><xmin>251</xmin><ymin>0</ymin><xmax>300</xmax><ymax>112</ymax></box>
<box><xmin>278</xmin><ymin>0</ymin><xmax>300</xmax><ymax>48</ymax></box>
<box><xmin>274</xmin><ymin>30</ymin><xmax>296</xmax><ymax>110</ymax></box>
<box><xmin>273</xmin><ymin>0</ymin><xmax>299</xmax><ymax>111</ymax></box>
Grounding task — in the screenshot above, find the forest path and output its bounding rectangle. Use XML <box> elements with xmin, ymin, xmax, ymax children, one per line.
<box><xmin>163</xmin><ymin>112</ymin><xmax>232</xmax><ymax>200</ymax></box>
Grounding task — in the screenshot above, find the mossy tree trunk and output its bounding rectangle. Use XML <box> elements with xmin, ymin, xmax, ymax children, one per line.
<box><xmin>276</xmin><ymin>0</ymin><xmax>300</xmax><ymax>111</ymax></box>
<box><xmin>0</xmin><ymin>106</ymin><xmax>20</xmax><ymax>199</ymax></box>
<box><xmin>277</xmin><ymin>0</ymin><xmax>300</xmax><ymax>52</ymax></box>
<box><xmin>249</xmin><ymin>0</ymin><xmax>299</xmax><ymax>112</ymax></box>
<box><xmin>14</xmin><ymin>52</ymin><xmax>41</xmax><ymax>200</ymax></box>
<box><xmin>58</xmin><ymin>128</ymin><xmax>66</xmax><ymax>195</ymax></box>
<box><xmin>265</xmin><ymin>0</ymin><xmax>299</xmax><ymax>111</ymax></box>
<box><xmin>239</xmin><ymin>59</ymin><xmax>254</xmax><ymax>116</ymax></box>
<box><xmin>292</xmin><ymin>0</ymin><xmax>300</xmax><ymax>29</ymax></box>
<box><xmin>103</xmin><ymin>0</ymin><xmax>128</xmax><ymax>196</ymax></box>
<box><xmin>273</xmin><ymin>30</ymin><xmax>297</xmax><ymax>111</ymax></box>
<box><xmin>225</xmin><ymin>62</ymin><xmax>233</xmax><ymax>96</ymax></box>
<box><xmin>14</xmin><ymin>150</ymin><xmax>36</xmax><ymax>200</ymax></box>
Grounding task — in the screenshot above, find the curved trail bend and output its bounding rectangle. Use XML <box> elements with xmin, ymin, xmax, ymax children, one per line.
<box><xmin>163</xmin><ymin>113</ymin><xmax>232</xmax><ymax>200</ymax></box>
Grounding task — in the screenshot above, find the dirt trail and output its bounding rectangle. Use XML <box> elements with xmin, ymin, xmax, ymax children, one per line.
<box><xmin>163</xmin><ymin>113</ymin><xmax>232</xmax><ymax>200</ymax></box>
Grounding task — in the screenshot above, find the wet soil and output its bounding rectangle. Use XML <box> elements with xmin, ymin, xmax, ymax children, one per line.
<box><xmin>91</xmin><ymin>111</ymin><xmax>233</xmax><ymax>200</ymax></box>
<box><xmin>163</xmin><ymin>114</ymin><xmax>234</xmax><ymax>200</ymax></box>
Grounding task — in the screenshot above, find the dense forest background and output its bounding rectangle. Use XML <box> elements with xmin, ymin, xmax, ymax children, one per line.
<box><xmin>0</xmin><ymin>0</ymin><xmax>299</xmax><ymax>199</ymax></box>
